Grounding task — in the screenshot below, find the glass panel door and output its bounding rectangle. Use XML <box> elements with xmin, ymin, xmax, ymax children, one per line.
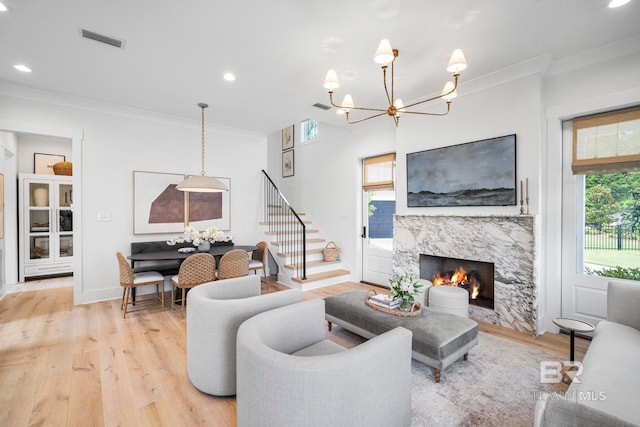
<box><xmin>29</xmin><ymin>182</ymin><xmax>50</xmax><ymax>207</ymax></box>
<box><xmin>30</xmin><ymin>235</ymin><xmax>50</xmax><ymax>261</ymax></box>
<box><xmin>58</xmin><ymin>235</ymin><xmax>73</xmax><ymax>257</ymax></box>
<box><xmin>58</xmin><ymin>183</ymin><xmax>73</xmax><ymax>208</ymax></box>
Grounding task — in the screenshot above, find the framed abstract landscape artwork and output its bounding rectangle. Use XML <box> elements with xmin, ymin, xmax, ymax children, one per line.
<box><xmin>406</xmin><ymin>134</ymin><xmax>517</xmax><ymax>207</ymax></box>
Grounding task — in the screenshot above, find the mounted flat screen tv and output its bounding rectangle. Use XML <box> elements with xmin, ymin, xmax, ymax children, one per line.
<box><xmin>407</xmin><ymin>134</ymin><xmax>517</xmax><ymax>207</ymax></box>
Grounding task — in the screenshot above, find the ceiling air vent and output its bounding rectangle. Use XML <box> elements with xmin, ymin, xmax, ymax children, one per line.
<box><xmin>313</xmin><ymin>103</ymin><xmax>332</xmax><ymax>111</ymax></box>
<box><xmin>80</xmin><ymin>28</ymin><xmax>124</xmax><ymax>49</ymax></box>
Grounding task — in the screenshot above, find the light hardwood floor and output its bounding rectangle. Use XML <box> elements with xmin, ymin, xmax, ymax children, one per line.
<box><xmin>0</xmin><ymin>277</ymin><xmax>589</xmax><ymax>426</ymax></box>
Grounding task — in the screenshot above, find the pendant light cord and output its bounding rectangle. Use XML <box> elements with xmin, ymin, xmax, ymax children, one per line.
<box><xmin>199</xmin><ymin>103</ymin><xmax>208</xmax><ymax>176</ymax></box>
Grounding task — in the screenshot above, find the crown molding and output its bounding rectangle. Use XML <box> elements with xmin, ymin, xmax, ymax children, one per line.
<box><xmin>0</xmin><ymin>81</ymin><xmax>266</xmax><ymax>142</ymax></box>
<box><xmin>546</xmin><ymin>33</ymin><xmax>640</xmax><ymax>77</ymax></box>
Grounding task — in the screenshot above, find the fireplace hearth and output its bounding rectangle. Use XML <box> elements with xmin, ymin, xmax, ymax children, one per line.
<box><xmin>420</xmin><ymin>254</ymin><xmax>495</xmax><ymax>310</ymax></box>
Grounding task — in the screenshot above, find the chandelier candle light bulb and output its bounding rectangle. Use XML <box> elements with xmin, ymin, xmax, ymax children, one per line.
<box><xmin>324</xmin><ymin>39</ymin><xmax>467</xmax><ymax>126</ymax></box>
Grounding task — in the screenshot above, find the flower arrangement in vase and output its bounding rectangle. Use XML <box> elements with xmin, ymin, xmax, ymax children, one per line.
<box><xmin>167</xmin><ymin>226</ymin><xmax>233</xmax><ymax>251</ymax></box>
<box><xmin>389</xmin><ymin>273</ymin><xmax>422</xmax><ymax>312</ymax></box>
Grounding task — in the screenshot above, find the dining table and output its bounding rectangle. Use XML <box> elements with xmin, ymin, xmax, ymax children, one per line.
<box><xmin>127</xmin><ymin>244</ymin><xmax>258</xmax><ymax>301</ymax></box>
<box><xmin>127</xmin><ymin>244</ymin><xmax>259</xmax><ymax>268</ymax></box>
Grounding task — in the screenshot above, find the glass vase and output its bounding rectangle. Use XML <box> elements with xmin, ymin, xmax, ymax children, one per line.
<box><xmin>198</xmin><ymin>241</ymin><xmax>211</xmax><ymax>252</ymax></box>
<box><xmin>399</xmin><ymin>297</ymin><xmax>412</xmax><ymax>312</ymax></box>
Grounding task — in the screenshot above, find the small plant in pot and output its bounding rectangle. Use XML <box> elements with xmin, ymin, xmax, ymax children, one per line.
<box><xmin>389</xmin><ymin>273</ymin><xmax>422</xmax><ymax>311</ymax></box>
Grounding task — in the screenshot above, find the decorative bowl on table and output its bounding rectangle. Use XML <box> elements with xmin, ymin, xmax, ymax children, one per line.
<box><xmin>178</xmin><ymin>247</ymin><xmax>196</xmax><ymax>254</ymax></box>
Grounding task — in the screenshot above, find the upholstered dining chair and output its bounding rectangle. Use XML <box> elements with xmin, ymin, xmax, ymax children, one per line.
<box><xmin>171</xmin><ymin>253</ymin><xmax>216</xmax><ymax>317</ymax></box>
<box><xmin>116</xmin><ymin>252</ymin><xmax>165</xmax><ymax>318</ymax></box>
<box><xmin>248</xmin><ymin>241</ymin><xmax>267</xmax><ymax>283</ymax></box>
<box><xmin>217</xmin><ymin>249</ymin><xmax>250</xmax><ymax>280</ymax></box>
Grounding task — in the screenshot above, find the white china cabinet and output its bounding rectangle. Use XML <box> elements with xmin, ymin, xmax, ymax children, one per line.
<box><xmin>18</xmin><ymin>174</ymin><xmax>73</xmax><ymax>281</ymax></box>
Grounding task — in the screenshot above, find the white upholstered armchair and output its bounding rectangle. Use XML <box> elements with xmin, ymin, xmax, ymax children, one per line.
<box><xmin>236</xmin><ymin>298</ymin><xmax>413</xmax><ymax>427</ymax></box>
<box><xmin>186</xmin><ymin>274</ymin><xmax>303</xmax><ymax>396</ymax></box>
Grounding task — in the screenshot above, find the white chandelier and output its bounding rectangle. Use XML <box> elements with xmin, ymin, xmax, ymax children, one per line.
<box><xmin>323</xmin><ymin>39</ymin><xmax>467</xmax><ymax>127</ymax></box>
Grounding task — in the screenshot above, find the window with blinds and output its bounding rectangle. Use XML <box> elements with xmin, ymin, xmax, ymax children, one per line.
<box><xmin>363</xmin><ymin>153</ymin><xmax>395</xmax><ymax>191</ymax></box>
<box><xmin>572</xmin><ymin>106</ymin><xmax>640</xmax><ymax>174</ymax></box>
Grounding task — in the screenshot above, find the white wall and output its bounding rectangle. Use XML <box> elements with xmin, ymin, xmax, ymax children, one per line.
<box><xmin>16</xmin><ymin>133</ymin><xmax>72</xmax><ymax>174</ymax></box>
<box><xmin>0</xmin><ymin>131</ymin><xmax>19</xmax><ymax>297</ymax></box>
<box><xmin>0</xmin><ymin>87</ymin><xmax>267</xmax><ymax>304</ymax></box>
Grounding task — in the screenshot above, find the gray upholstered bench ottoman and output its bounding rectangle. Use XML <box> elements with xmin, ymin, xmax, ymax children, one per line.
<box><xmin>324</xmin><ymin>290</ymin><xmax>478</xmax><ymax>383</ymax></box>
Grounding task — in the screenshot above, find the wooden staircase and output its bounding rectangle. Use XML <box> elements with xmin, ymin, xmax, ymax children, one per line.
<box><xmin>259</xmin><ymin>208</ymin><xmax>351</xmax><ymax>291</ymax></box>
<box><xmin>260</xmin><ymin>169</ymin><xmax>351</xmax><ymax>290</ymax></box>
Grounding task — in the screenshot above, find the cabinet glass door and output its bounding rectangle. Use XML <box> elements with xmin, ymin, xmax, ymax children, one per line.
<box><xmin>29</xmin><ymin>182</ymin><xmax>50</xmax><ymax>207</ymax></box>
<box><xmin>30</xmin><ymin>235</ymin><xmax>51</xmax><ymax>261</ymax></box>
<box><xmin>58</xmin><ymin>235</ymin><xmax>73</xmax><ymax>257</ymax></box>
<box><xmin>29</xmin><ymin>209</ymin><xmax>50</xmax><ymax>233</ymax></box>
<box><xmin>58</xmin><ymin>183</ymin><xmax>73</xmax><ymax>208</ymax></box>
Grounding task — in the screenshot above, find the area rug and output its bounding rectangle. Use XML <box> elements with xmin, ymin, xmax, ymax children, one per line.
<box><xmin>328</xmin><ymin>328</ymin><xmax>568</xmax><ymax>427</ymax></box>
<box><xmin>408</xmin><ymin>332</ymin><xmax>569</xmax><ymax>426</ymax></box>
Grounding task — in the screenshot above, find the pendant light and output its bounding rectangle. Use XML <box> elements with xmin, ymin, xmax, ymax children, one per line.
<box><xmin>176</xmin><ymin>103</ymin><xmax>228</xmax><ymax>192</ymax></box>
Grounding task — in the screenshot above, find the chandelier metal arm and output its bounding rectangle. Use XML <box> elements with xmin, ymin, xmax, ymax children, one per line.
<box><xmin>382</xmin><ymin>65</ymin><xmax>392</xmax><ymax>106</ymax></box>
<box><xmin>402</xmin><ymin>101</ymin><xmax>452</xmax><ymax>116</ymax></box>
<box><xmin>345</xmin><ymin>110</ymin><xmax>388</xmax><ymax>125</ymax></box>
<box><xmin>328</xmin><ymin>91</ymin><xmax>388</xmax><ymax>113</ymax></box>
<box><xmin>402</xmin><ymin>74</ymin><xmax>459</xmax><ymax>111</ymax></box>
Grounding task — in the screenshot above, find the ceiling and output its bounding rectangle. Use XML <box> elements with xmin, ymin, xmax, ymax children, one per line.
<box><xmin>1</xmin><ymin>0</ymin><xmax>639</xmax><ymax>135</ymax></box>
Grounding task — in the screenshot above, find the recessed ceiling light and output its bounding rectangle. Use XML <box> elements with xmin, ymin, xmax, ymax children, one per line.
<box><xmin>223</xmin><ymin>72</ymin><xmax>236</xmax><ymax>82</ymax></box>
<box><xmin>14</xmin><ymin>64</ymin><xmax>32</xmax><ymax>73</ymax></box>
<box><xmin>0</xmin><ymin>2</ymin><xmax>9</xmax><ymax>12</ymax></box>
<box><xmin>608</xmin><ymin>0</ymin><xmax>631</xmax><ymax>7</ymax></box>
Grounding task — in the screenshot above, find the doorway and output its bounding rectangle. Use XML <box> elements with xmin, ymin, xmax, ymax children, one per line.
<box><xmin>0</xmin><ymin>120</ymin><xmax>82</xmax><ymax>303</ymax></box>
<box><xmin>361</xmin><ymin>153</ymin><xmax>395</xmax><ymax>286</ymax></box>
<box><xmin>560</xmin><ymin>108</ymin><xmax>640</xmax><ymax>326</ymax></box>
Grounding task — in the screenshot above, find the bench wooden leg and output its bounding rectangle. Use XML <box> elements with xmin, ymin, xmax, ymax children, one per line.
<box><xmin>463</xmin><ymin>353</ymin><xmax>469</xmax><ymax>361</ymax></box>
<box><xmin>327</xmin><ymin>321</ymin><xmax>332</xmax><ymax>331</ymax></box>
<box><xmin>434</xmin><ymin>369</ymin><xmax>441</xmax><ymax>383</ymax></box>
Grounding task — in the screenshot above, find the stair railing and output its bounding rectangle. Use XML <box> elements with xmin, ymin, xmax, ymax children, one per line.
<box><xmin>261</xmin><ymin>169</ymin><xmax>307</xmax><ymax>280</ymax></box>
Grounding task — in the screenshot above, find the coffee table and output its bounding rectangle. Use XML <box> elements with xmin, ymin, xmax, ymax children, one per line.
<box><xmin>324</xmin><ymin>290</ymin><xmax>478</xmax><ymax>383</ymax></box>
<box><xmin>552</xmin><ymin>317</ymin><xmax>595</xmax><ymax>361</ymax></box>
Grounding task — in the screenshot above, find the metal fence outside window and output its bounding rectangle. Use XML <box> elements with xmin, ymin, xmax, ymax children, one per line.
<box><xmin>584</xmin><ymin>224</ymin><xmax>640</xmax><ymax>251</ymax></box>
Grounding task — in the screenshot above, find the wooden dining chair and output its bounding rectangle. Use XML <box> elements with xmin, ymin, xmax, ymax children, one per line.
<box><xmin>116</xmin><ymin>252</ymin><xmax>165</xmax><ymax>318</ymax></box>
<box><xmin>171</xmin><ymin>253</ymin><xmax>216</xmax><ymax>318</ymax></box>
<box><xmin>248</xmin><ymin>241</ymin><xmax>267</xmax><ymax>283</ymax></box>
<box><xmin>217</xmin><ymin>249</ymin><xmax>250</xmax><ymax>280</ymax></box>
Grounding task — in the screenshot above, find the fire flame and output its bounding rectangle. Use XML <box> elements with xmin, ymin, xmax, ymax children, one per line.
<box><xmin>432</xmin><ymin>266</ymin><xmax>468</xmax><ymax>287</ymax></box>
<box><xmin>432</xmin><ymin>266</ymin><xmax>481</xmax><ymax>300</ymax></box>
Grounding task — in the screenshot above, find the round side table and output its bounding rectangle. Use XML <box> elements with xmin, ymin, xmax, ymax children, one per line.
<box><xmin>552</xmin><ymin>317</ymin><xmax>595</xmax><ymax>361</ymax></box>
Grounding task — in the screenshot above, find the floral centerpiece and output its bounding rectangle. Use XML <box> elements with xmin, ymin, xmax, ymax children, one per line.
<box><xmin>167</xmin><ymin>226</ymin><xmax>233</xmax><ymax>251</ymax></box>
<box><xmin>389</xmin><ymin>273</ymin><xmax>422</xmax><ymax>312</ymax></box>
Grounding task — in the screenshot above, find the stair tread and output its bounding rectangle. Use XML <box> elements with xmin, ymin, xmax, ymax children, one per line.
<box><xmin>276</xmin><ymin>248</ymin><xmax>323</xmax><ymax>257</ymax></box>
<box><xmin>264</xmin><ymin>229</ymin><xmax>318</xmax><ymax>235</ymax></box>
<box><xmin>272</xmin><ymin>238</ymin><xmax>325</xmax><ymax>246</ymax></box>
<box><xmin>291</xmin><ymin>269</ymin><xmax>350</xmax><ymax>284</ymax></box>
<box><xmin>284</xmin><ymin>260</ymin><xmax>340</xmax><ymax>269</ymax></box>
<box><xmin>259</xmin><ymin>220</ymin><xmax>312</xmax><ymax>225</ymax></box>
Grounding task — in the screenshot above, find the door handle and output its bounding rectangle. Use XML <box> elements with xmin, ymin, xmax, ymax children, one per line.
<box><xmin>361</xmin><ymin>226</ymin><xmax>367</xmax><ymax>238</ymax></box>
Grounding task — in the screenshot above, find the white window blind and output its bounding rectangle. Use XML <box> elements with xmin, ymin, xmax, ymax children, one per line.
<box><xmin>363</xmin><ymin>153</ymin><xmax>395</xmax><ymax>191</ymax></box>
<box><xmin>572</xmin><ymin>106</ymin><xmax>640</xmax><ymax>174</ymax></box>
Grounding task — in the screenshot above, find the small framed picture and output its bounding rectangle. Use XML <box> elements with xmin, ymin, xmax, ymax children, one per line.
<box><xmin>282</xmin><ymin>150</ymin><xmax>294</xmax><ymax>178</ymax></box>
<box><xmin>282</xmin><ymin>125</ymin><xmax>294</xmax><ymax>150</ymax></box>
<box><xmin>34</xmin><ymin>153</ymin><xmax>65</xmax><ymax>175</ymax></box>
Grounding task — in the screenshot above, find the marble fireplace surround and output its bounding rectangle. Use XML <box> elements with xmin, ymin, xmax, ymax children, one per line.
<box><xmin>393</xmin><ymin>214</ymin><xmax>538</xmax><ymax>335</ymax></box>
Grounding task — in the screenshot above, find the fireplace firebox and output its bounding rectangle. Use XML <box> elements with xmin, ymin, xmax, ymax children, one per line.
<box><xmin>420</xmin><ymin>254</ymin><xmax>494</xmax><ymax>310</ymax></box>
